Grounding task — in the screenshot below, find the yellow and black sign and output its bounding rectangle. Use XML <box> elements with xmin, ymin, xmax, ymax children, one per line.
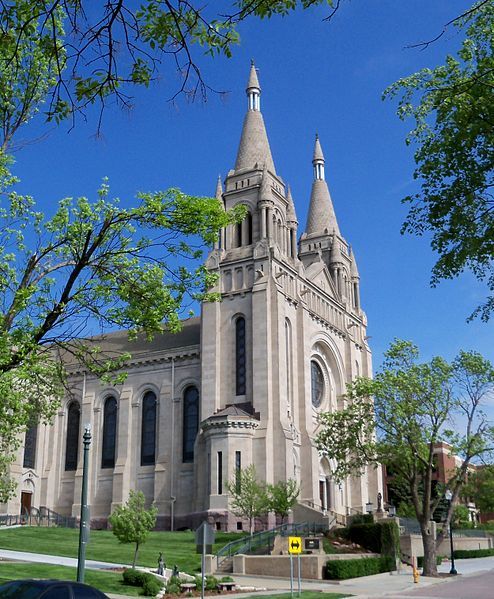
<box><xmin>288</xmin><ymin>536</ymin><xmax>302</xmax><ymax>554</ymax></box>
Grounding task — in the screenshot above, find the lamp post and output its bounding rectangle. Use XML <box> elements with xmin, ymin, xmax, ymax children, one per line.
<box><xmin>445</xmin><ymin>489</ymin><xmax>457</xmax><ymax>575</ymax></box>
<box><xmin>77</xmin><ymin>425</ymin><xmax>92</xmax><ymax>583</ymax></box>
<box><xmin>388</xmin><ymin>505</ymin><xmax>396</xmax><ymax>518</ymax></box>
<box><xmin>365</xmin><ymin>502</ymin><xmax>373</xmax><ymax>514</ymax></box>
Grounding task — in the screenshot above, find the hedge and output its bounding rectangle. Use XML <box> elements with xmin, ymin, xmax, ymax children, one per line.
<box><xmin>417</xmin><ymin>555</ymin><xmax>442</xmax><ymax>568</ymax></box>
<box><xmin>453</xmin><ymin>548</ymin><xmax>494</xmax><ymax>559</ymax></box>
<box><xmin>347</xmin><ymin>520</ymin><xmax>400</xmax><ymax>556</ymax></box>
<box><xmin>325</xmin><ymin>556</ymin><xmax>395</xmax><ymax>580</ymax></box>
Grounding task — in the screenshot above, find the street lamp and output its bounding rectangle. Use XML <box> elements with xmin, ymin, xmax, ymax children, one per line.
<box><xmin>365</xmin><ymin>502</ymin><xmax>373</xmax><ymax>514</ymax></box>
<box><xmin>388</xmin><ymin>505</ymin><xmax>396</xmax><ymax>517</ymax></box>
<box><xmin>77</xmin><ymin>425</ymin><xmax>92</xmax><ymax>583</ymax></box>
<box><xmin>444</xmin><ymin>489</ymin><xmax>457</xmax><ymax>575</ymax></box>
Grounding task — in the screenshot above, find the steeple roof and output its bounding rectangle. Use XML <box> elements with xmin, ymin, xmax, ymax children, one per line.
<box><xmin>246</xmin><ymin>61</ymin><xmax>260</xmax><ymax>91</ymax></box>
<box><xmin>234</xmin><ymin>63</ymin><xmax>276</xmax><ymax>174</ymax></box>
<box><xmin>313</xmin><ymin>134</ymin><xmax>324</xmax><ymax>162</ymax></box>
<box><xmin>286</xmin><ymin>186</ymin><xmax>298</xmax><ymax>223</ymax></box>
<box><xmin>215</xmin><ymin>175</ymin><xmax>223</xmax><ymax>200</ymax></box>
<box><xmin>305</xmin><ymin>135</ymin><xmax>340</xmax><ymax>237</ymax></box>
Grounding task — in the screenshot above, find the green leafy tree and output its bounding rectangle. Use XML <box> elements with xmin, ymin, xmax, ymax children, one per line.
<box><xmin>0</xmin><ymin>1</ymin><xmax>340</xmax><ymax>126</ymax></box>
<box><xmin>267</xmin><ymin>479</ymin><xmax>299</xmax><ymax>523</ymax></box>
<box><xmin>0</xmin><ymin>167</ymin><xmax>244</xmax><ymax>500</ymax></box>
<box><xmin>226</xmin><ymin>464</ymin><xmax>269</xmax><ymax>535</ymax></box>
<box><xmin>109</xmin><ymin>490</ymin><xmax>158</xmax><ymax>567</ymax></box>
<box><xmin>316</xmin><ymin>339</ymin><xmax>494</xmax><ymax>576</ymax></box>
<box><xmin>385</xmin><ymin>2</ymin><xmax>494</xmax><ymax>321</ymax></box>
<box><xmin>462</xmin><ymin>464</ymin><xmax>494</xmax><ymax>515</ymax></box>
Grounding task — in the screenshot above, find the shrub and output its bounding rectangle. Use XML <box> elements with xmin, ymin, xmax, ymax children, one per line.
<box><xmin>220</xmin><ymin>576</ymin><xmax>234</xmax><ymax>582</ymax></box>
<box><xmin>453</xmin><ymin>548</ymin><xmax>494</xmax><ymax>559</ymax></box>
<box><xmin>166</xmin><ymin>575</ymin><xmax>183</xmax><ymax>594</ymax></box>
<box><xmin>349</xmin><ymin>514</ymin><xmax>374</xmax><ymax>525</ymax></box>
<box><xmin>205</xmin><ymin>575</ymin><xmax>219</xmax><ymax>590</ymax></box>
<box><xmin>417</xmin><ymin>555</ymin><xmax>442</xmax><ymax>568</ymax></box>
<box><xmin>347</xmin><ymin>521</ymin><xmax>399</xmax><ymax>556</ymax></box>
<box><xmin>123</xmin><ymin>568</ymin><xmax>147</xmax><ymax>587</ymax></box>
<box><xmin>325</xmin><ymin>556</ymin><xmax>395</xmax><ymax>580</ymax></box>
<box><xmin>141</xmin><ymin>574</ymin><xmax>163</xmax><ymax>596</ymax></box>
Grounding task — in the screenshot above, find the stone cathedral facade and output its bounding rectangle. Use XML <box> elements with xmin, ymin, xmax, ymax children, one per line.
<box><xmin>3</xmin><ymin>65</ymin><xmax>382</xmax><ymax>530</ymax></box>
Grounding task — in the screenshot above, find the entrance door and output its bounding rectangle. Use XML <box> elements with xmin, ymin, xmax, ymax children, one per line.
<box><xmin>20</xmin><ymin>491</ymin><xmax>32</xmax><ymax>522</ymax></box>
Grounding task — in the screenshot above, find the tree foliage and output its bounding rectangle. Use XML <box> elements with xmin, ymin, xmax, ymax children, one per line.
<box><xmin>0</xmin><ymin>163</ymin><xmax>242</xmax><ymax>501</ymax></box>
<box><xmin>0</xmin><ymin>1</ymin><xmax>339</xmax><ymax>126</ymax></box>
<box><xmin>462</xmin><ymin>464</ymin><xmax>494</xmax><ymax>514</ymax></box>
<box><xmin>226</xmin><ymin>464</ymin><xmax>269</xmax><ymax>535</ymax></box>
<box><xmin>109</xmin><ymin>490</ymin><xmax>158</xmax><ymax>567</ymax></box>
<box><xmin>266</xmin><ymin>478</ymin><xmax>299</xmax><ymax>523</ymax></box>
<box><xmin>385</xmin><ymin>1</ymin><xmax>494</xmax><ymax>321</ymax></box>
<box><xmin>316</xmin><ymin>339</ymin><xmax>494</xmax><ymax>576</ymax></box>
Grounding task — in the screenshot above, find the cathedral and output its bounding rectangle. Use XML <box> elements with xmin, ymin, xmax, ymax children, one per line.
<box><xmin>4</xmin><ymin>64</ymin><xmax>382</xmax><ymax>531</ymax></box>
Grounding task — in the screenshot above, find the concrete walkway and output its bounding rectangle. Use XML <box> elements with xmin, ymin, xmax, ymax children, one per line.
<box><xmin>1</xmin><ymin>549</ymin><xmax>494</xmax><ymax>598</ymax></box>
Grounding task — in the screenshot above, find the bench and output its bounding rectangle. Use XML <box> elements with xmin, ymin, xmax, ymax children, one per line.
<box><xmin>217</xmin><ymin>581</ymin><xmax>236</xmax><ymax>592</ymax></box>
<box><xmin>180</xmin><ymin>583</ymin><xmax>197</xmax><ymax>592</ymax></box>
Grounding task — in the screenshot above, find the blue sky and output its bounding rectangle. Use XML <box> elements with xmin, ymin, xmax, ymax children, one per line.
<box><xmin>11</xmin><ymin>0</ymin><xmax>493</xmax><ymax>371</ymax></box>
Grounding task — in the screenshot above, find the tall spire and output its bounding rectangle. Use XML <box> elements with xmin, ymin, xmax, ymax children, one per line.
<box><xmin>286</xmin><ymin>186</ymin><xmax>298</xmax><ymax>224</ymax></box>
<box><xmin>234</xmin><ymin>62</ymin><xmax>276</xmax><ymax>174</ymax></box>
<box><xmin>215</xmin><ymin>175</ymin><xmax>223</xmax><ymax>200</ymax></box>
<box><xmin>305</xmin><ymin>135</ymin><xmax>340</xmax><ymax>237</ymax></box>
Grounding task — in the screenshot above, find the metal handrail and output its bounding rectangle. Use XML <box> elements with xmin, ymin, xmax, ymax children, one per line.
<box><xmin>215</xmin><ymin>521</ymin><xmax>327</xmax><ymax>568</ymax></box>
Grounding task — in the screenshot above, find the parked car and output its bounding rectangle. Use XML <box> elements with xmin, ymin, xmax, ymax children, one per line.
<box><xmin>0</xmin><ymin>579</ymin><xmax>110</xmax><ymax>598</ymax></box>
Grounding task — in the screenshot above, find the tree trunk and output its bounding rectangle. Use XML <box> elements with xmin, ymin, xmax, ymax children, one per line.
<box><xmin>421</xmin><ymin>526</ymin><xmax>438</xmax><ymax>576</ymax></box>
<box><xmin>132</xmin><ymin>542</ymin><xmax>140</xmax><ymax>568</ymax></box>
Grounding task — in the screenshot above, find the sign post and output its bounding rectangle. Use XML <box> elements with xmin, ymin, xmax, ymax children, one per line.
<box><xmin>196</xmin><ymin>522</ymin><xmax>215</xmax><ymax>599</ymax></box>
<box><xmin>288</xmin><ymin>537</ymin><xmax>302</xmax><ymax>599</ymax></box>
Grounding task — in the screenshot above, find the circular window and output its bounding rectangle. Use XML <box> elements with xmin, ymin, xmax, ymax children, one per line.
<box><xmin>311</xmin><ymin>360</ymin><xmax>325</xmax><ymax>408</ymax></box>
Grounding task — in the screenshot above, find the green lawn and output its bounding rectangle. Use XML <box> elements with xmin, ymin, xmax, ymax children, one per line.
<box><xmin>0</xmin><ymin>527</ymin><xmax>243</xmax><ymax>572</ymax></box>
<box><xmin>0</xmin><ymin>562</ymin><xmax>141</xmax><ymax>596</ymax></box>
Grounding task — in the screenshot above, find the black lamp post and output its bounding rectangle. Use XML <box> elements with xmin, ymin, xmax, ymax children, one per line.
<box><xmin>77</xmin><ymin>425</ymin><xmax>92</xmax><ymax>583</ymax></box>
<box><xmin>445</xmin><ymin>489</ymin><xmax>457</xmax><ymax>575</ymax></box>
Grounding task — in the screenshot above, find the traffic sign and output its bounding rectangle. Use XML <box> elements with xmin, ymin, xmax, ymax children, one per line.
<box><xmin>288</xmin><ymin>536</ymin><xmax>302</xmax><ymax>554</ymax></box>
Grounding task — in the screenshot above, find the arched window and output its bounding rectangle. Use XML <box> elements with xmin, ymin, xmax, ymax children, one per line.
<box><xmin>183</xmin><ymin>386</ymin><xmax>199</xmax><ymax>462</ymax></box>
<box><xmin>233</xmin><ymin>223</ymin><xmax>241</xmax><ymax>248</ymax></box>
<box><xmin>141</xmin><ymin>391</ymin><xmax>157</xmax><ymax>466</ymax></box>
<box><xmin>101</xmin><ymin>396</ymin><xmax>117</xmax><ymax>469</ymax></box>
<box><xmin>311</xmin><ymin>360</ymin><xmax>324</xmax><ymax>408</ymax></box>
<box><xmin>235</xmin><ymin>316</ymin><xmax>246</xmax><ymax>395</ymax></box>
<box><xmin>23</xmin><ymin>420</ymin><xmax>38</xmax><ymax>469</ymax></box>
<box><xmin>65</xmin><ymin>401</ymin><xmax>80</xmax><ymax>471</ymax></box>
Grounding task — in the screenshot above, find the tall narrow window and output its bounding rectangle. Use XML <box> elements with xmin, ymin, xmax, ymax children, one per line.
<box><xmin>235</xmin><ymin>316</ymin><xmax>246</xmax><ymax>395</ymax></box>
<box><xmin>217</xmin><ymin>451</ymin><xmax>223</xmax><ymax>495</ymax></box>
<box><xmin>246</xmin><ymin>213</ymin><xmax>253</xmax><ymax>245</ymax></box>
<box><xmin>101</xmin><ymin>396</ymin><xmax>117</xmax><ymax>469</ymax></box>
<box><xmin>23</xmin><ymin>420</ymin><xmax>38</xmax><ymax>469</ymax></box>
<box><xmin>285</xmin><ymin>319</ymin><xmax>293</xmax><ymax>415</ymax></box>
<box><xmin>235</xmin><ymin>451</ymin><xmax>242</xmax><ymax>493</ymax></box>
<box><xmin>182</xmin><ymin>386</ymin><xmax>199</xmax><ymax>462</ymax></box>
<box><xmin>65</xmin><ymin>401</ymin><xmax>80</xmax><ymax>471</ymax></box>
<box><xmin>141</xmin><ymin>391</ymin><xmax>157</xmax><ymax>466</ymax></box>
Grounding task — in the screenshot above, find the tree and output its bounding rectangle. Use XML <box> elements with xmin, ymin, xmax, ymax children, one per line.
<box><xmin>0</xmin><ymin>168</ymin><xmax>243</xmax><ymax>501</ymax></box>
<box><xmin>226</xmin><ymin>464</ymin><xmax>269</xmax><ymax>535</ymax></box>
<box><xmin>316</xmin><ymin>339</ymin><xmax>494</xmax><ymax>576</ymax></box>
<box><xmin>0</xmin><ymin>1</ymin><xmax>340</xmax><ymax>127</ymax></box>
<box><xmin>266</xmin><ymin>479</ymin><xmax>299</xmax><ymax>523</ymax></box>
<box><xmin>109</xmin><ymin>490</ymin><xmax>158</xmax><ymax>567</ymax></box>
<box><xmin>462</xmin><ymin>464</ymin><xmax>494</xmax><ymax>515</ymax></box>
<box><xmin>385</xmin><ymin>1</ymin><xmax>494</xmax><ymax>321</ymax></box>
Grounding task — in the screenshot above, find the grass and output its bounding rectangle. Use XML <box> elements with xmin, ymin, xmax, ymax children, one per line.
<box><xmin>0</xmin><ymin>527</ymin><xmax>244</xmax><ymax>572</ymax></box>
<box><xmin>0</xmin><ymin>562</ymin><xmax>142</xmax><ymax>596</ymax></box>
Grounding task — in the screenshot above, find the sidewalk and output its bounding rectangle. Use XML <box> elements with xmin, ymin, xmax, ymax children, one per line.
<box><xmin>1</xmin><ymin>549</ymin><xmax>493</xmax><ymax>599</ymax></box>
